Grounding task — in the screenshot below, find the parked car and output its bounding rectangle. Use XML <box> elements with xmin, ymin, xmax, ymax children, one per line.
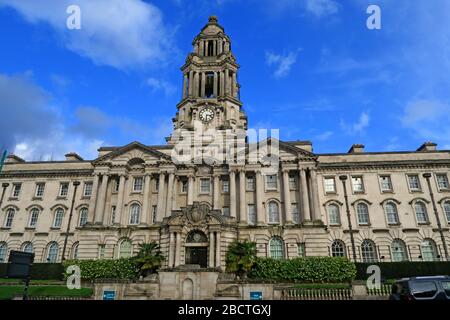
<box><xmin>389</xmin><ymin>276</ymin><xmax>450</xmax><ymax>300</ymax></box>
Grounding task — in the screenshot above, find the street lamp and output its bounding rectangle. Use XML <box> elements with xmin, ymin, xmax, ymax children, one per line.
<box><xmin>61</xmin><ymin>181</ymin><xmax>80</xmax><ymax>262</ymax></box>
<box><xmin>339</xmin><ymin>175</ymin><xmax>357</xmax><ymax>262</ymax></box>
<box><xmin>423</xmin><ymin>173</ymin><xmax>449</xmax><ymax>261</ymax></box>
<box><xmin>0</xmin><ymin>183</ymin><xmax>10</xmax><ymax>210</ymax></box>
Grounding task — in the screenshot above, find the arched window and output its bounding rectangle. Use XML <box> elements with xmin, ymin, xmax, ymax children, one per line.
<box><xmin>385</xmin><ymin>202</ymin><xmax>399</xmax><ymax>225</ymax></box>
<box><xmin>421</xmin><ymin>239</ymin><xmax>438</xmax><ymax>261</ymax></box>
<box><xmin>356</xmin><ymin>203</ymin><xmax>370</xmax><ymax>225</ymax></box>
<box><xmin>119</xmin><ymin>239</ymin><xmax>132</xmax><ymax>258</ymax></box>
<box><xmin>268</xmin><ymin>202</ymin><xmax>280</xmax><ymax>224</ymax></box>
<box><xmin>327</xmin><ymin>204</ymin><xmax>340</xmax><ymax>225</ymax></box>
<box><xmin>4</xmin><ymin>209</ymin><xmax>15</xmax><ymax>228</ymax></box>
<box><xmin>53</xmin><ymin>208</ymin><xmax>64</xmax><ymax>228</ymax></box>
<box><xmin>129</xmin><ymin>204</ymin><xmax>141</xmax><ymax>225</ymax></box>
<box><xmin>391</xmin><ymin>239</ymin><xmax>408</xmax><ymax>262</ymax></box>
<box><xmin>21</xmin><ymin>242</ymin><xmax>33</xmax><ymax>254</ymax></box>
<box><xmin>79</xmin><ymin>208</ymin><xmax>88</xmax><ymax>227</ymax></box>
<box><xmin>443</xmin><ymin>201</ymin><xmax>450</xmax><ymax>223</ymax></box>
<box><xmin>0</xmin><ymin>242</ymin><xmax>7</xmax><ymax>262</ymax></box>
<box><xmin>269</xmin><ymin>237</ymin><xmax>284</xmax><ymax>259</ymax></box>
<box><xmin>28</xmin><ymin>208</ymin><xmax>40</xmax><ymax>228</ymax></box>
<box><xmin>47</xmin><ymin>242</ymin><xmax>59</xmax><ymax>263</ymax></box>
<box><xmin>361</xmin><ymin>240</ymin><xmax>377</xmax><ymax>263</ymax></box>
<box><xmin>331</xmin><ymin>240</ymin><xmax>346</xmax><ymax>257</ymax></box>
<box><xmin>71</xmin><ymin>242</ymin><xmax>79</xmax><ymax>260</ymax></box>
<box><xmin>186</xmin><ymin>230</ymin><xmax>208</xmax><ymax>243</ymax></box>
<box><xmin>414</xmin><ymin>201</ymin><xmax>429</xmax><ymax>224</ymax></box>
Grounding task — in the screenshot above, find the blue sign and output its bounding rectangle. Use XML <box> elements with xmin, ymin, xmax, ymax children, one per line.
<box><xmin>250</xmin><ymin>291</ymin><xmax>263</xmax><ymax>300</ymax></box>
<box><xmin>103</xmin><ymin>290</ymin><xmax>116</xmax><ymax>300</ymax></box>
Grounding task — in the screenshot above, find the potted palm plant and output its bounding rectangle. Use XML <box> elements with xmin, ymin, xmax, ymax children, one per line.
<box><xmin>135</xmin><ymin>242</ymin><xmax>165</xmax><ymax>278</ymax></box>
<box><xmin>225</xmin><ymin>240</ymin><xmax>257</xmax><ymax>280</ymax></box>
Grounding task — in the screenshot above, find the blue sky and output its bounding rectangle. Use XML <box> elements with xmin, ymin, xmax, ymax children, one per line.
<box><xmin>0</xmin><ymin>0</ymin><xmax>449</xmax><ymax>160</ymax></box>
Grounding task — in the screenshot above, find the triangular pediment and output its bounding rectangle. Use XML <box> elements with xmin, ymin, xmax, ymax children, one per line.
<box><xmin>92</xmin><ymin>141</ymin><xmax>171</xmax><ymax>165</ymax></box>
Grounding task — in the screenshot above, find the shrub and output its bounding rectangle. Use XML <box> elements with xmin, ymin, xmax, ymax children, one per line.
<box><xmin>63</xmin><ymin>258</ymin><xmax>140</xmax><ymax>281</ymax></box>
<box><xmin>248</xmin><ymin>257</ymin><xmax>356</xmax><ymax>283</ymax></box>
<box><xmin>135</xmin><ymin>242</ymin><xmax>165</xmax><ymax>277</ymax></box>
<box><xmin>225</xmin><ymin>241</ymin><xmax>257</xmax><ymax>279</ymax></box>
<box><xmin>355</xmin><ymin>262</ymin><xmax>450</xmax><ymax>280</ymax></box>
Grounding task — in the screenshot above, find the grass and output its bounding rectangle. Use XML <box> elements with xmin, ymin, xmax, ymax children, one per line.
<box><xmin>0</xmin><ymin>286</ymin><xmax>93</xmax><ymax>300</ymax></box>
<box><xmin>0</xmin><ymin>278</ymin><xmax>63</xmax><ymax>285</ymax></box>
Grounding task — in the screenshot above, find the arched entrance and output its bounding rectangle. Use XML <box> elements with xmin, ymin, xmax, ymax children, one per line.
<box><xmin>185</xmin><ymin>230</ymin><xmax>208</xmax><ymax>268</ymax></box>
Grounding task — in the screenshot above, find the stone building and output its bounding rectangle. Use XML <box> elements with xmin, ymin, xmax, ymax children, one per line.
<box><xmin>1</xmin><ymin>16</ymin><xmax>450</xmax><ymax>268</ymax></box>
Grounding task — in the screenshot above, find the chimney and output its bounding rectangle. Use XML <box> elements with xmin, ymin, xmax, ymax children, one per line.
<box><xmin>417</xmin><ymin>142</ymin><xmax>437</xmax><ymax>152</ymax></box>
<box><xmin>5</xmin><ymin>154</ymin><xmax>26</xmax><ymax>163</ymax></box>
<box><xmin>348</xmin><ymin>144</ymin><xmax>365</xmax><ymax>154</ymax></box>
<box><xmin>65</xmin><ymin>152</ymin><xmax>84</xmax><ymax>161</ymax></box>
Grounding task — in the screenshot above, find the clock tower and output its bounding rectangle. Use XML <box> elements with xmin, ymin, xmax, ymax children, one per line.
<box><xmin>167</xmin><ymin>16</ymin><xmax>248</xmax><ymax>150</ymax></box>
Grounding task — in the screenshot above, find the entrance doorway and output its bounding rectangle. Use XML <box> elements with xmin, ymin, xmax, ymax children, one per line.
<box><xmin>186</xmin><ymin>247</ymin><xmax>207</xmax><ymax>267</ymax></box>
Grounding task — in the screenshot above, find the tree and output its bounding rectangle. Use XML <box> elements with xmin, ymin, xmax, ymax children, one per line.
<box><xmin>134</xmin><ymin>242</ymin><xmax>165</xmax><ymax>277</ymax></box>
<box><xmin>225</xmin><ymin>240</ymin><xmax>257</xmax><ymax>279</ymax></box>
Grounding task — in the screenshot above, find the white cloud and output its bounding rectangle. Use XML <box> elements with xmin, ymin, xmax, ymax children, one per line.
<box><xmin>0</xmin><ymin>0</ymin><xmax>173</xmax><ymax>70</ymax></box>
<box><xmin>146</xmin><ymin>78</ymin><xmax>177</xmax><ymax>96</ymax></box>
<box><xmin>305</xmin><ymin>0</ymin><xmax>339</xmax><ymax>17</ymax></box>
<box><xmin>340</xmin><ymin>111</ymin><xmax>370</xmax><ymax>135</ymax></box>
<box><xmin>265</xmin><ymin>50</ymin><xmax>299</xmax><ymax>78</ymax></box>
<box><xmin>316</xmin><ymin>131</ymin><xmax>334</xmax><ymax>141</ymax></box>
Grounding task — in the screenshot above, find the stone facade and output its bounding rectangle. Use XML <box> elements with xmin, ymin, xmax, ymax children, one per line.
<box><xmin>1</xmin><ymin>17</ymin><xmax>450</xmax><ymax>268</ymax></box>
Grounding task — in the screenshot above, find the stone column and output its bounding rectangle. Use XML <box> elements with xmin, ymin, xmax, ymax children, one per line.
<box><xmin>215</xmin><ymin>232</ymin><xmax>221</xmax><ymax>268</ymax></box>
<box><xmin>188</xmin><ymin>70</ymin><xmax>194</xmax><ymax>97</ymax></box>
<box><xmin>282</xmin><ymin>169</ymin><xmax>292</xmax><ymax>225</ymax></box>
<box><xmin>209</xmin><ymin>231</ymin><xmax>215</xmax><ymax>268</ymax></box>
<box><xmin>194</xmin><ymin>72</ymin><xmax>199</xmax><ymax>98</ymax></box>
<box><xmin>232</xmin><ymin>72</ymin><xmax>237</xmax><ymax>97</ymax></box>
<box><xmin>300</xmin><ymin>169</ymin><xmax>311</xmax><ymax>221</ymax></box>
<box><xmin>156</xmin><ymin>172</ymin><xmax>166</xmax><ymax>222</ymax></box>
<box><xmin>225</xmin><ymin>69</ymin><xmax>230</xmax><ymax>95</ymax></box>
<box><xmin>182</xmin><ymin>74</ymin><xmax>188</xmax><ymax>99</ymax></box>
<box><xmin>168</xmin><ymin>232</ymin><xmax>175</xmax><ymax>267</ymax></box>
<box><xmin>187</xmin><ymin>174</ymin><xmax>195</xmax><ymax>205</ymax></box>
<box><xmin>175</xmin><ymin>232</ymin><xmax>181</xmax><ymax>266</ymax></box>
<box><xmin>172</xmin><ymin>176</ymin><xmax>178</xmax><ymax>211</ymax></box>
<box><xmin>255</xmin><ymin>170</ymin><xmax>265</xmax><ymax>225</ymax></box>
<box><xmin>201</xmin><ymin>72</ymin><xmax>206</xmax><ymax>98</ymax></box>
<box><xmin>239</xmin><ymin>170</ymin><xmax>247</xmax><ymax>223</ymax></box>
<box><xmin>166</xmin><ymin>172</ymin><xmax>175</xmax><ymax>217</ymax></box>
<box><xmin>219</xmin><ymin>40</ymin><xmax>223</xmax><ymax>54</ymax></box>
<box><xmin>88</xmin><ymin>173</ymin><xmax>100</xmax><ymax>223</ymax></box>
<box><xmin>199</xmin><ymin>41</ymin><xmax>204</xmax><ymax>56</ymax></box>
<box><xmin>213</xmin><ymin>41</ymin><xmax>217</xmax><ymax>56</ymax></box>
<box><xmin>95</xmin><ymin>174</ymin><xmax>109</xmax><ymax>224</ymax></box>
<box><xmin>310</xmin><ymin>169</ymin><xmax>321</xmax><ymax>221</ymax></box>
<box><xmin>229</xmin><ymin>170</ymin><xmax>237</xmax><ymax>218</ymax></box>
<box><xmin>115</xmin><ymin>174</ymin><xmax>126</xmax><ymax>225</ymax></box>
<box><xmin>220</xmin><ymin>71</ymin><xmax>225</xmax><ymax>97</ymax></box>
<box><xmin>142</xmin><ymin>174</ymin><xmax>151</xmax><ymax>225</ymax></box>
<box><xmin>213</xmin><ymin>174</ymin><xmax>220</xmax><ymax>210</ymax></box>
<box><xmin>213</xmin><ymin>72</ymin><xmax>218</xmax><ymax>97</ymax></box>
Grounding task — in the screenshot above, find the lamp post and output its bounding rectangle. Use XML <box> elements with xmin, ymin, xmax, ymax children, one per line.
<box><xmin>0</xmin><ymin>183</ymin><xmax>9</xmax><ymax>210</ymax></box>
<box><xmin>423</xmin><ymin>173</ymin><xmax>449</xmax><ymax>261</ymax></box>
<box><xmin>339</xmin><ymin>175</ymin><xmax>357</xmax><ymax>262</ymax></box>
<box><xmin>62</xmin><ymin>181</ymin><xmax>80</xmax><ymax>262</ymax></box>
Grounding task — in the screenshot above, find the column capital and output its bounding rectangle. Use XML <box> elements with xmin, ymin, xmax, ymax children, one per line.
<box><xmin>281</xmin><ymin>168</ymin><xmax>291</xmax><ymax>174</ymax></box>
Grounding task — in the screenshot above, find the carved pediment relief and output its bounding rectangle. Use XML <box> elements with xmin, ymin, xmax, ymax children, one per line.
<box><xmin>167</xmin><ymin>202</ymin><xmax>224</xmax><ymax>227</ymax></box>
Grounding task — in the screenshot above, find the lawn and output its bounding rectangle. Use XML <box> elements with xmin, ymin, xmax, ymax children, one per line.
<box><xmin>0</xmin><ymin>285</ymin><xmax>93</xmax><ymax>300</ymax></box>
<box><xmin>0</xmin><ymin>278</ymin><xmax>63</xmax><ymax>285</ymax></box>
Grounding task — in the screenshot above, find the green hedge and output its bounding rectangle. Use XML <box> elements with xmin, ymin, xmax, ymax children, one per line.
<box><xmin>0</xmin><ymin>263</ymin><xmax>64</xmax><ymax>280</ymax></box>
<box><xmin>248</xmin><ymin>257</ymin><xmax>356</xmax><ymax>283</ymax></box>
<box><xmin>63</xmin><ymin>259</ymin><xmax>140</xmax><ymax>281</ymax></box>
<box><xmin>355</xmin><ymin>262</ymin><xmax>450</xmax><ymax>280</ymax></box>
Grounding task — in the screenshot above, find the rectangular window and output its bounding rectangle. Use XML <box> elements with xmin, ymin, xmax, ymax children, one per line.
<box><xmin>152</xmin><ymin>205</ymin><xmax>157</xmax><ymax>223</ymax></box>
<box><xmin>222</xmin><ymin>180</ymin><xmax>229</xmax><ymax>193</ymax></box>
<box><xmin>351</xmin><ymin>176</ymin><xmax>364</xmax><ymax>193</ymax></box>
<box><xmin>84</xmin><ymin>182</ymin><xmax>93</xmax><ymax>197</ymax></box>
<box><xmin>324</xmin><ymin>177</ymin><xmax>336</xmax><ymax>193</ymax></box>
<box><xmin>12</xmin><ymin>183</ymin><xmax>21</xmax><ymax>198</ymax></box>
<box><xmin>408</xmin><ymin>175</ymin><xmax>421</xmax><ymax>191</ymax></box>
<box><xmin>289</xmin><ymin>176</ymin><xmax>297</xmax><ymax>190</ymax></box>
<box><xmin>248</xmin><ymin>204</ymin><xmax>256</xmax><ymax>225</ymax></box>
<box><xmin>98</xmin><ymin>244</ymin><xmax>106</xmax><ymax>260</ymax></box>
<box><xmin>133</xmin><ymin>177</ymin><xmax>143</xmax><ymax>192</ymax></box>
<box><xmin>298</xmin><ymin>243</ymin><xmax>306</xmax><ymax>257</ymax></box>
<box><xmin>181</xmin><ymin>180</ymin><xmax>188</xmax><ymax>193</ymax></box>
<box><xmin>59</xmin><ymin>183</ymin><xmax>69</xmax><ymax>197</ymax></box>
<box><xmin>114</xmin><ymin>178</ymin><xmax>120</xmax><ymax>193</ymax></box>
<box><xmin>35</xmin><ymin>183</ymin><xmax>45</xmax><ymax>198</ymax></box>
<box><xmin>154</xmin><ymin>178</ymin><xmax>160</xmax><ymax>191</ymax></box>
<box><xmin>266</xmin><ymin>175</ymin><xmax>278</xmax><ymax>190</ymax></box>
<box><xmin>379</xmin><ymin>175</ymin><xmax>393</xmax><ymax>192</ymax></box>
<box><xmin>436</xmin><ymin>174</ymin><xmax>450</xmax><ymax>190</ymax></box>
<box><xmin>222</xmin><ymin>207</ymin><xmax>230</xmax><ymax>216</ymax></box>
<box><xmin>246</xmin><ymin>176</ymin><xmax>255</xmax><ymax>191</ymax></box>
<box><xmin>111</xmin><ymin>206</ymin><xmax>116</xmax><ymax>224</ymax></box>
<box><xmin>200</xmin><ymin>178</ymin><xmax>211</xmax><ymax>193</ymax></box>
<box><xmin>292</xmin><ymin>203</ymin><xmax>300</xmax><ymax>224</ymax></box>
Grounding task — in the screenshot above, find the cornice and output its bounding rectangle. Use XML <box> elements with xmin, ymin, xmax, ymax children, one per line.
<box><xmin>317</xmin><ymin>159</ymin><xmax>450</xmax><ymax>171</ymax></box>
<box><xmin>0</xmin><ymin>169</ymin><xmax>93</xmax><ymax>179</ymax></box>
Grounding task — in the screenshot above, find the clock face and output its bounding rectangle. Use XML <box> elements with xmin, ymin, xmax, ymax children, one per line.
<box><xmin>199</xmin><ymin>107</ymin><xmax>215</xmax><ymax>123</ymax></box>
